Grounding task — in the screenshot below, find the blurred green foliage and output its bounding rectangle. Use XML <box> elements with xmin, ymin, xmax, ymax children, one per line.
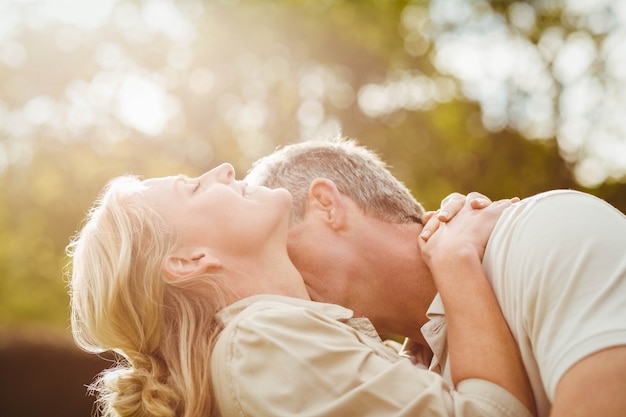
<box><xmin>0</xmin><ymin>0</ymin><xmax>624</xmax><ymax>330</ymax></box>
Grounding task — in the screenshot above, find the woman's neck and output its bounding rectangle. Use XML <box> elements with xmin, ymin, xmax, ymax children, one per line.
<box><xmin>223</xmin><ymin>253</ymin><xmax>311</xmax><ymax>302</ymax></box>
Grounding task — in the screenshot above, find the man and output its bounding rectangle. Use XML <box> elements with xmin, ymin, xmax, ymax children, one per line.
<box><xmin>245</xmin><ymin>137</ymin><xmax>626</xmax><ymax>417</ymax></box>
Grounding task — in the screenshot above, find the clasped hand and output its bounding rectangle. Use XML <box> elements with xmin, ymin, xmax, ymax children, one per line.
<box><xmin>419</xmin><ymin>192</ymin><xmax>520</xmax><ymax>270</ymax></box>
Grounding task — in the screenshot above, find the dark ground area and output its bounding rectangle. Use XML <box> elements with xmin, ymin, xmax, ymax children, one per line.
<box><xmin>0</xmin><ymin>329</ymin><xmax>111</xmax><ymax>417</ymax></box>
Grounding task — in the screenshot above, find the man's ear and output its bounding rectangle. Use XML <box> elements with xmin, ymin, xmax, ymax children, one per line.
<box><xmin>308</xmin><ymin>178</ymin><xmax>347</xmax><ymax>229</ymax></box>
<box><xmin>162</xmin><ymin>247</ymin><xmax>222</xmax><ymax>281</ymax></box>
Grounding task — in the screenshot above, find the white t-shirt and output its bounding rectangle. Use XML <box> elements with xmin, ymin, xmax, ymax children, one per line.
<box><xmin>482</xmin><ymin>190</ymin><xmax>626</xmax><ymax>417</ymax></box>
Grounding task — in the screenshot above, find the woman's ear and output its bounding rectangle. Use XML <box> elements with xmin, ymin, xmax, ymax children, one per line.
<box><xmin>308</xmin><ymin>178</ymin><xmax>347</xmax><ymax>229</ymax></box>
<box><xmin>162</xmin><ymin>247</ymin><xmax>222</xmax><ymax>281</ymax></box>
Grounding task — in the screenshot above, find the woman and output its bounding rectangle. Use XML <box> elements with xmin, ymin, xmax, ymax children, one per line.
<box><xmin>67</xmin><ymin>163</ymin><xmax>534</xmax><ymax>417</ymax></box>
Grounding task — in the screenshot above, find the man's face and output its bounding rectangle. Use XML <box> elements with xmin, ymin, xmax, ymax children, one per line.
<box><xmin>281</xmin><ymin>184</ymin><xmax>436</xmax><ymax>340</ymax></box>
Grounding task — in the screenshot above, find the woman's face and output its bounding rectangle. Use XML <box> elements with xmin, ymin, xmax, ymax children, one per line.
<box><xmin>143</xmin><ymin>163</ymin><xmax>293</xmax><ymax>256</ymax></box>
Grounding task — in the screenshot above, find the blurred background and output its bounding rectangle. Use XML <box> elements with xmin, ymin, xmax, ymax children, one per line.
<box><xmin>1</xmin><ymin>0</ymin><xmax>625</xmax><ymax>415</ymax></box>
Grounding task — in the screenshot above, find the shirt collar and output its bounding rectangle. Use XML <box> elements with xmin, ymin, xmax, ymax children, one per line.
<box><xmin>421</xmin><ymin>293</ymin><xmax>448</xmax><ymax>374</ymax></box>
<box><xmin>216</xmin><ymin>294</ymin><xmax>356</xmax><ymax>326</ymax></box>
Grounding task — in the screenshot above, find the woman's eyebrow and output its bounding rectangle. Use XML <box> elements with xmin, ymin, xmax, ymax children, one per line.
<box><xmin>172</xmin><ymin>174</ymin><xmax>191</xmax><ymax>197</ymax></box>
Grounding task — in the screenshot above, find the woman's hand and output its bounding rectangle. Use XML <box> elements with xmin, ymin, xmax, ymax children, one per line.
<box><xmin>420</xmin><ymin>195</ymin><xmax>535</xmax><ymax>414</ymax></box>
<box><xmin>421</xmin><ymin>192</ymin><xmax>518</xmax><ymax>241</ymax></box>
<box><xmin>419</xmin><ymin>195</ymin><xmax>518</xmax><ymax>273</ymax></box>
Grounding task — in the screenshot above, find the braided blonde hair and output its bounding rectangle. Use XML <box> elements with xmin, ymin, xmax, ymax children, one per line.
<box><xmin>67</xmin><ymin>175</ymin><xmax>228</xmax><ymax>417</ymax></box>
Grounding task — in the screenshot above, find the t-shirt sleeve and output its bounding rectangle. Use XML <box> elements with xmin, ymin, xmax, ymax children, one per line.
<box><xmin>211</xmin><ymin>301</ymin><xmax>532</xmax><ymax>417</ymax></box>
<box><xmin>497</xmin><ymin>191</ymin><xmax>626</xmax><ymax>398</ymax></box>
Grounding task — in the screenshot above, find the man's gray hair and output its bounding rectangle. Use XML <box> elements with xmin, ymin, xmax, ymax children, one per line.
<box><xmin>246</xmin><ymin>137</ymin><xmax>425</xmax><ymax>224</ymax></box>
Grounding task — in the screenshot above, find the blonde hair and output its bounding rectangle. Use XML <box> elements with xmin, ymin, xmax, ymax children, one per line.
<box><xmin>247</xmin><ymin>136</ymin><xmax>425</xmax><ymax>224</ymax></box>
<box><xmin>67</xmin><ymin>175</ymin><xmax>228</xmax><ymax>417</ymax></box>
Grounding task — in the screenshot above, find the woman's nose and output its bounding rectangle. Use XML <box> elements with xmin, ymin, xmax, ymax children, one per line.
<box><xmin>200</xmin><ymin>162</ymin><xmax>235</xmax><ymax>184</ymax></box>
